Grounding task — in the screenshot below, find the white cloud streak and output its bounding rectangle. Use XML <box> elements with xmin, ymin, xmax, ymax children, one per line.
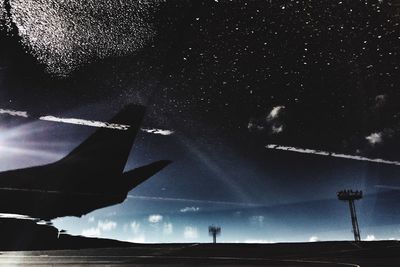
<box><xmin>266</xmin><ymin>144</ymin><xmax>400</xmax><ymax>166</ymax></box>
<box><xmin>0</xmin><ymin>109</ymin><xmax>28</xmax><ymax>118</ymax></box>
<box><xmin>141</xmin><ymin>128</ymin><xmax>174</xmax><ymax>136</ymax></box>
<box><xmin>0</xmin><ymin>213</ymin><xmax>37</xmax><ymax>221</ymax></box>
<box><xmin>180</xmin><ymin>207</ymin><xmax>200</xmax><ymax>213</ymax></box>
<box><xmin>128</xmin><ymin>195</ymin><xmax>262</xmax><ymax>207</ymax></box>
<box><xmin>0</xmin><ymin>108</ymin><xmax>173</xmax><ymax>135</ymax></box>
<box><xmin>39</xmin><ymin>116</ymin><xmax>130</xmax><ymax>130</ymax></box>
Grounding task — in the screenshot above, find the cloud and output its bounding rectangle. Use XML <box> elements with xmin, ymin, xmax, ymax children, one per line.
<box><xmin>265</xmin><ymin>144</ymin><xmax>400</xmax><ymax>166</ymax></box>
<box><xmin>374</xmin><ymin>94</ymin><xmax>386</xmax><ymax>108</ymax></box>
<box><xmin>248</xmin><ymin>105</ymin><xmax>286</xmax><ymax>134</ymax></box>
<box><xmin>184</xmin><ymin>226</ymin><xmax>198</xmax><ymax>239</ymax></box>
<box><xmin>180</xmin><ymin>207</ymin><xmax>200</xmax><ymax>213</ymax></box>
<box><xmin>247</xmin><ymin>120</ymin><xmax>265</xmax><ymax>131</ymax></box>
<box><xmin>81</xmin><ymin>227</ymin><xmax>101</xmax><ymax>237</ymax></box>
<box><xmin>98</xmin><ymin>220</ymin><xmax>117</xmax><ymax>231</ymax></box>
<box><xmin>81</xmin><ymin>219</ymin><xmax>117</xmax><ymax>237</ymax></box>
<box><xmin>148</xmin><ymin>214</ymin><xmax>163</xmax><ymax>223</ymax></box>
<box><xmin>106</xmin><ymin>211</ymin><xmax>117</xmax><ymax>217</ymax></box>
<box><xmin>163</xmin><ymin>223</ymin><xmax>173</xmax><ymax>235</ymax></box>
<box><xmin>309</xmin><ymin>236</ymin><xmax>319</xmax><ymax>242</ymax></box>
<box><xmin>365</xmin><ymin>128</ymin><xmax>394</xmax><ymax>147</ymax></box>
<box><xmin>0</xmin><ymin>108</ymin><xmax>174</xmax><ymax>135</ymax></box>
<box><xmin>366</xmin><ymin>132</ymin><xmax>382</xmax><ymax>145</ymax></box>
<box><xmin>0</xmin><ymin>109</ymin><xmax>28</xmax><ymax>118</ymax></box>
<box><xmin>141</xmin><ymin>128</ymin><xmax>174</xmax><ymax>136</ymax></box>
<box><xmin>130</xmin><ymin>221</ymin><xmax>141</xmax><ymax>234</ymax></box>
<box><xmin>365</xmin><ymin>234</ymin><xmax>376</xmax><ymax>241</ymax></box>
<box><xmin>128</xmin><ymin>195</ymin><xmax>261</xmax><ymax>207</ymax></box>
<box><xmin>250</xmin><ymin>215</ymin><xmax>265</xmax><ymax>226</ymax></box>
<box><xmin>267</xmin><ymin>106</ymin><xmax>285</xmax><ymax>121</ymax></box>
<box><xmin>271</xmin><ymin>124</ymin><xmax>283</xmax><ymax>134</ymax></box>
<box><xmin>39</xmin><ymin>115</ymin><xmax>130</xmax><ymax>130</ymax></box>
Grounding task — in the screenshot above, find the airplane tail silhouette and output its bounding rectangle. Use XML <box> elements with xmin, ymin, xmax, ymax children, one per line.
<box><xmin>57</xmin><ymin>104</ymin><xmax>146</xmax><ymax>175</ymax></box>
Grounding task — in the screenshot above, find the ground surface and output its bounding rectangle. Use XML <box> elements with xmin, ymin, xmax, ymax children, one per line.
<box><xmin>0</xmin><ymin>241</ymin><xmax>399</xmax><ymax>266</ymax></box>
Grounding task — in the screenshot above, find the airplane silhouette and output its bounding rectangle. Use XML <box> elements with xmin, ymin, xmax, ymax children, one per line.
<box><xmin>0</xmin><ymin>105</ymin><xmax>171</xmax><ymax>220</ymax></box>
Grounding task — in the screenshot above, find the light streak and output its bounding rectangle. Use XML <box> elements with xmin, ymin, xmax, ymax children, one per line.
<box><xmin>266</xmin><ymin>144</ymin><xmax>400</xmax><ymax>166</ymax></box>
<box><xmin>0</xmin><ymin>108</ymin><xmax>173</xmax><ymax>135</ymax></box>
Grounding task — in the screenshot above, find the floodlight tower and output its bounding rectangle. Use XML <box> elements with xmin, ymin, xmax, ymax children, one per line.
<box><xmin>337</xmin><ymin>190</ymin><xmax>363</xmax><ymax>242</ymax></box>
<box><xmin>208</xmin><ymin>225</ymin><xmax>221</xmax><ymax>243</ymax></box>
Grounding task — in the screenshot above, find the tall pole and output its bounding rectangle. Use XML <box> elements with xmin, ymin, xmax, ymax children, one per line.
<box><xmin>337</xmin><ymin>190</ymin><xmax>363</xmax><ymax>242</ymax></box>
<box><xmin>348</xmin><ymin>200</ymin><xmax>361</xmax><ymax>242</ymax></box>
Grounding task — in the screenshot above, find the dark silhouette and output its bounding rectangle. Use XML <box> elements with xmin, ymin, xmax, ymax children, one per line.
<box><xmin>0</xmin><ymin>218</ymin><xmax>134</xmax><ymax>251</ymax></box>
<box><xmin>337</xmin><ymin>190</ymin><xmax>363</xmax><ymax>242</ymax></box>
<box><xmin>208</xmin><ymin>225</ymin><xmax>221</xmax><ymax>243</ymax></box>
<box><xmin>0</xmin><ymin>104</ymin><xmax>171</xmax><ymax>220</ymax></box>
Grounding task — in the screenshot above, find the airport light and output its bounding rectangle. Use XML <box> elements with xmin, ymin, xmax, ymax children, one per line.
<box><xmin>209</xmin><ymin>225</ymin><xmax>221</xmax><ymax>244</ymax></box>
<box><xmin>337</xmin><ymin>190</ymin><xmax>363</xmax><ymax>242</ymax></box>
<box><xmin>58</xmin><ymin>229</ymin><xmax>67</xmax><ymax>239</ymax></box>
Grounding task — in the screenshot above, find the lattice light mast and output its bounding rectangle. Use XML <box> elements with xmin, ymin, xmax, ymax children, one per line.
<box><xmin>208</xmin><ymin>225</ymin><xmax>221</xmax><ymax>244</ymax></box>
<box><xmin>337</xmin><ymin>190</ymin><xmax>363</xmax><ymax>242</ymax></box>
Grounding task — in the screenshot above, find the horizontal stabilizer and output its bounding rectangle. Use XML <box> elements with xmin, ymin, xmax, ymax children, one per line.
<box><xmin>123</xmin><ymin>160</ymin><xmax>171</xmax><ymax>191</ymax></box>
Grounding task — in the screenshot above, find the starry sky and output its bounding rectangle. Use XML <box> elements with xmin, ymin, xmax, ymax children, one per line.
<box><xmin>1</xmin><ymin>0</ymin><xmax>400</xmax><ymax>243</ymax></box>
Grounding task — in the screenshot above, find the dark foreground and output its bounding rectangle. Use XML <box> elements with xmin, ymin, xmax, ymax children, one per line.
<box><xmin>0</xmin><ymin>241</ymin><xmax>399</xmax><ymax>266</ymax></box>
<box><xmin>0</xmin><ymin>218</ymin><xmax>398</xmax><ymax>266</ymax></box>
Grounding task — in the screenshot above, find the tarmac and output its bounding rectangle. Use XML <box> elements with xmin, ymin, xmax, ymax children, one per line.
<box><xmin>0</xmin><ymin>241</ymin><xmax>399</xmax><ymax>266</ymax></box>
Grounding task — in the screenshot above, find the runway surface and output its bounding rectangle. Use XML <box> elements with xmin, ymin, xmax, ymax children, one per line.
<box><xmin>0</xmin><ymin>241</ymin><xmax>399</xmax><ymax>266</ymax></box>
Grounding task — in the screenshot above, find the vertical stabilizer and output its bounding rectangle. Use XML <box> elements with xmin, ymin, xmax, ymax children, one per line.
<box><xmin>57</xmin><ymin>104</ymin><xmax>146</xmax><ymax>175</ymax></box>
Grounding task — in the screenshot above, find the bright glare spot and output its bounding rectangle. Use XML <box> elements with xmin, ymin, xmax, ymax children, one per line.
<box><xmin>365</xmin><ymin>234</ymin><xmax>376</xmax><ymax>241</ymax></box>
<box><xmin>183</xmin><ymin>226</ymin><xmax>198</xmax><ymax>239</ymax></box>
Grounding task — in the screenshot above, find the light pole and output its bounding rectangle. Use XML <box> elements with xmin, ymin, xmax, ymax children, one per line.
<box><xmin>337</xmin><ymin>190</ymin><xmax>363</xmax><ymax>242</ymax></box>
<box><xmin>208</xmin><ymin>225</ymin><xmax>221</xmax><ymax>243</ymax></box>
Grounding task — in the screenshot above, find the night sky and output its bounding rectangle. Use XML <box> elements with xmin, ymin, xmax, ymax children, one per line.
<box><xmin>1</xmin><ymin>0</ymin><xmax>400</xmax><ymax>243</ymax></box>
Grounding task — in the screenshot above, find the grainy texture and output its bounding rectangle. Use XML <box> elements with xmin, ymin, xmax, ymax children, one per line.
<box><xmin>6</xmin><ymin>0</ymin><xmax>163</xmax><ymax>75</ymax></box>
